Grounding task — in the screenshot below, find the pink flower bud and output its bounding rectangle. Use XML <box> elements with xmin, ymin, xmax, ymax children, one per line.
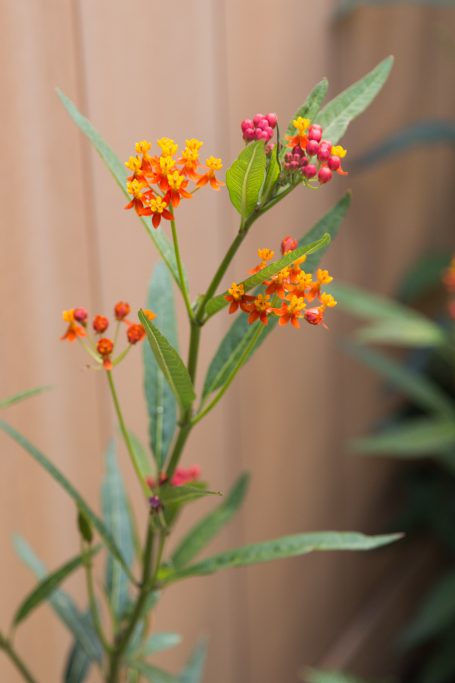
<box><xmin>303</xmin><ymin>164</ymin><xmax>317</xmax><ymax>179</ymax></box>
<box><xmin>284</xmin><ymin>152</ymin><xmax>293</xmax><ymax>163</ymax></box>
<box><xmin>259</xmin><ymin>130</ymin><xmax>269</xmax><ymax>140</ymax></box>
<box><xmin>265</xmin><ymin>143</ymin><xmax>275</xmax><ymax>155</ymax></box>
<box><xmin>254</xmin><ymin>128</ymin><xmax>264</xmax><ymax>140</ymax></box>
<box><xmin>253</xmin><ymin>113</ymin><xmax>265</xmax><ymax>126</ymax></box>
<box><xmin>328</xmin><ymin>155</ymin><xmax>341</xmax><ymax>171</ymax></box>
<box><xmin>281</xmin><ymin>235</ymin><xmax>298</xmax><ymax>254</ymax></box>
<box><xmin>308</xmin><ymin>125</ymin><xmax>322</xmax><ymax>142</ymax></box>
<box><xmin>289</xmin><ymin>160</ymin><xmax>299</xmax><ymax>170</ymax></box>
<box><xmin>266</xmin><ymin>113</ymin><xmax>278</xmax><ymax>128</ymax></box>
<box><xmin>317</xmin><ymin>146</ymin><xmax>331</xmax><ymax>162</ymax></box>
<box><xmin>318</xmin><ymin>167</ymin><xmax>332</xmax><ymax>184</ymax></box>
<box><xmin>243</xmin><ymin>127</ymin><xmax>255</xmax><ymax>141</ymax></box>
<box><xmin>256</xmin><ymin>118</ymin><xmax>269</xmax><ymax>130</ymax></box>
<box><xmin>306</xmin><ymin>140</ymin><xmax>319</xmax><ymax>156</ymax></box>
<box><xmin>265</xmin><ymin>126</ymin><xmax>274</xmax><ymax>138</ymax></box>
<box><xmin>241</xmin><ymin>119</ymin><xmax>254</xmax><ymax>132</ymax></box>
<box><xmin>74</xmin><ymin>307</ymin><xmax>88</xmax><ymax>324</ymax></box>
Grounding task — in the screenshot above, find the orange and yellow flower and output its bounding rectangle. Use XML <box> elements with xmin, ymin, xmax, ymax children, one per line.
<box><xmin>225</xmin><ymin>282</ymin><xmax>254</xmax><ymax>314</ymax></box>
<box><xmin>275</xmin><ymin>295</ymin><xmax>307</xmax><ymax>328</ymax></box>
<box><xmin>196</xmin><ymin>156</ymin><xmax>224</xmax><ymax>191</ymax></box>
<box><xmin>61</xmin><ymin>309</ymin><xmax>86</xmax><ymax>342</ymax></box>
<box><xmin>247</xmin><ymin>294</ymin><xmax>272</xmax><ymax>325</ymax></box>
<box><xmin>286</xmin><ymin>117</ymin><xmax>311</xmax><ymax>150</ymax></box>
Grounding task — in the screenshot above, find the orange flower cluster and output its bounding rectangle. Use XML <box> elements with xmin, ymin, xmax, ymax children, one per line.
<box><xmin>225</xmin><ymin>236</ymin><xmax>337</xmax><ymax>329</ymax></box>
<box><xmin>61</xmin><ymin>302</ymin><xmax>155</xmax><ymax>370</ymax></box>
<box><xmin>444</xmin><ymin>255</ymin><xmax>455</xmax><ymax>320</ymax></box>
<box><xmin>124</xmin><ymin>138</ymin><xmax>223</xmax><ymax>227</ymax></box>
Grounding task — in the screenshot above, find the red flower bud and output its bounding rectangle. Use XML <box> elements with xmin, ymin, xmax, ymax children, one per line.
<box><xmin>303</xmin><ymin>164</ymin><xmax>317</xmax><ymax>179</ymax></box>
<box><xmin>306</xmin><ymin>140</ymin><xmax>319</xmax><ymax>156</ymax></box>
<box><xmin>93</xmin><ymin>315</ymin><xmax>109</xmax><ymax>334</ymax></box>
<box><xmin>253</xmin><ymin>113</ymin><xmax>264</xmax><ymax>126</ymax></box>
<box><xmin>328</xmin><ymin>155</ymin><xmax>341</xmax><ymax>171</ymax></box>
<box><xmin>266</xmin><ymin>113</ymin><xmax>278</xmax><ymax>128</ymax></box>
<box><xmin>73</xmin><ymin>307</ymin><xmax>88</xmax><ymax>324</ymax></box>
<box><xmin>241</xmin><ymin>118</ymin><xmax>254</xmax><ymax>132</ymax></box>
<box><xmin>308</xmin><ymin>125</ymin><xmax>322</xmax><ymax>142</ymax></box>
<box><xmin>304</xmin><ymin>308</ymin><xmax>324</xmax><ymax>326</ymax></box>
<box><xmin>97</xmin><ymin>338</ymin><xmax>114</xmax><ymax>357</ymax></box>
<box><xmin>127</xmin><ymin>323</ymin><xmax>145</xmax><ymax>345</ymax></box>
<box><xmin>318</xmin><ymin>167</ymin><xmax>332</xmax><ymax>184</ymax></box>
<box><xmin>114</xmin><ymin>301</ymin><xmax>131</xmax><ymax>321</ymax></box>
<box><xmin>281</xmin><ymin>236</ymin><xmax>298</xmax><ymax>254</ymax></box>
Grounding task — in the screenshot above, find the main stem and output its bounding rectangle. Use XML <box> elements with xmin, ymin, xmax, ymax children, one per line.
<box><xmin>0</xmin><ymin>635</ymin><xmax>37</xmax><ymax>683</ymax></box>
<box><xmin>106</xmin><ymin>520</ymin><xmax>155</xmax><ymax>683</ymax></box>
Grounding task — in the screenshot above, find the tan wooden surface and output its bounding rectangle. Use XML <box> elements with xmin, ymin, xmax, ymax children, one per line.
<box><xmin>1</xmin><ymin>1</ymin><xmax>454</xmax><ymax>681</ymax></box>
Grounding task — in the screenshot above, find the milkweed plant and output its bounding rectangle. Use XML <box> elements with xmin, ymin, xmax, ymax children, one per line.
<box><xmin>0</xmin><ymin>56</ymin><xmax>402</xmax><ymax>683</ymax></box>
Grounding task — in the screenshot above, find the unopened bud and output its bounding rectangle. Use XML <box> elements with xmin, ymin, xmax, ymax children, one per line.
<box><xmin>93</xmin><ymin>315</ymin><xmax>109</xmax><ymax>334</ymax></box>
<box><xmin>328</xmin><ymin>155</ymin><xmax>341</xmax><ymax>171</ymax></box>
<box><xmin>281</xmin><ymin>236</ymin><xmax>298</xmax><ymax>254</ymax></box>
<box><xmin>73</xmin><ymin>308</ymin><xmax>88</xmax><ymax>324</ymax></box>
<box><xmin>127</xmin><ymin>323</ymin><xmax>145</xmax><ymax>345</ymax></box>
<box><xmin>266</xmin><ymin>113</ymin><xmax>278</xmax><ymax>128</ymax></box>
<box><xmin>303</xmin><ymin>164</ymin><xmax>317</xmax><ymax>179</ymax></box>
<box><xmin>318</xmin><ymin>167</ymin><xmax>332</xmax><ymax>184</ymax></box>
<box><xmin>97</xmin><ymin>338</ymin><xmax>114</xmax><ymax>357</ymax></box>
<box><xmin>308</xmin><ymin>125</ymin><xmax>322</xmax><ymax>142</ymax></box>
<box><xmin>114</xmin><ymin>301</ymin><xmax>131</xmax><ymax>321</ymax></box>
<box><xmin>306</xmin><ymin>140</ymin><xmax>319</xmax><ymax>156</ymax></box>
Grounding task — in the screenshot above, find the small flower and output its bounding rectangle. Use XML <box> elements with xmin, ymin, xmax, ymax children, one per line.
<box><xmin>73</xmin><ymin>307</ymin><xmax>88</xmax><ymax>324</ymax></box>
<box><xmin>61</xmin><ymin>309</ymin><xmax>86</xmax><ymax>342</ymax></box>
<box><xmin>157</xmin><ymin>137</ymin><xmax>178</xmax><ymax>157</ymax></box>
<box><xmin>225</xmin><ymin>282</ymin><xmax>254</xmax><ymax>314</ymax></box>
<box><xmin>149</xmin><ymin>495</ymin><xmax>162</xmax><ymax>512</ymax></box>
<box><xmin>124</xmin><ymin>179</ymin><xmax>150</xmax><ymax>215</ymax></box>
<box><xmin>249</xmin><ymin>247</ymin><xmax>275</xmax><ymax>274</ymax></box>
<box><xmin>265</xmin><ymin>267</ymin><xmax>291</xmax><ymax>299</ymax></box>
<box><xmin>93</xmin><ymin>315</ymin><xmax>109</xmax><ymax>334</ymax></box>
<box><xmin>145</xmin><ymin>195</ymin><xmax>173</xmax><ymax>228</ymax></box>
<box><xmin>97</xmin><ymin>338</ymin><xmax>114</xmax><ymax>370</ymax></box>
<box><xmin>142</xmin><ymin>309</ymin><xmax>157</xmax><ymax>322</ymax></box>
<box><xmin>307</xmin><ymin>268</ymin><xmax>333</xmax><ymax>301</ymax></box>
<box><xmin>304</xmin><ymin>307</ymin><xmax>326</xmax><ymax>327</ymax></box>
<box><xmin>165</xmin><ymin>171</ymin><xmax>192</xmax><ymax>208</ymax></box>
<box><xmin>171</xmin><ymin>465</ymin><xmax>201</xmax><ymax>487</ymax></box>
<box><xmin>127</xmin><ymin>324</ymin><xmax>145</xmax><ymax>345</ymax></box>
<box><xmin>135</xmin><ymin>140</ymin><xmax>152</xmax><ymax>155</ymax></box>
<box><xmin>247</xmin><ymin>294</ymin><xmax>272</xmax><ymax>325</ymax></box>
<box><xmin>320</xmin><ymin>292</ymin><xmax>337</xmax><ymax>309</ymax></box>
<box><xmin>287</xmin><ymin>117</ymin><xmax>311</xmax><ymax>150</ymax></box>
<box><xmin>196</xmin><ymin>156</ymin><xmax>224</xmax><ymax>191</ymax></box>
<box><xmin>114</xmin><ymin>301</ymin><xmax>131</xmax><ymax>321</ymax></box>
<box><xmin>275</xmin><ymin>295</ymin><xmax>306</xmax><ymax>329</ymax></box>
<box><xmin>281</xmin><ymin>236</ymin><xmax>298</xmax><ymax>255</ymax></box>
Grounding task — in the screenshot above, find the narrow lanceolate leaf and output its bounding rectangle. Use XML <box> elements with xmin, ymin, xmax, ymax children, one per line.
<box><xmin>143</xmin><ymin>263</ymin><xmax>178</xmax><ymax>468</ymax></box>
<box><xmin>1</xmin><ymin>421</ymin><xmax>135</xmax><ymax>583</ymax></box>
<box><xmin>13</xmin><ymin>546</ymin><xmax>100</xmax><ymax>626</ymax></box>
<box><xmin>202</xmin><ymin>193</ymin><xmax>350</xmax><ymax>398</ymax></box>
<box><xmin>139</xmin><ymin>311</ymin><xmax>195</xmax><ymax>411</ymax></box>
<box><xmin>179</xmin><ymin>641</ymin><xmax>208</xmax><ymax>683</ymax></box>
<box><xmin>0</xmin><ymin>385</ymin><xmax>52</xmax><ymax>409</ymax></box>
<box><xmin>129</xmin><ymin>632</ymin><xmax>182</xmax><ymax>660</ymax></box>
<box><xmin>102</xmin><ymin>442</ymin><xmax>134</xmax><ymax>621</ymax></box>
<box><xmin>126</xmin><ymin>431</ymin><xmax>153</xmax><ymax>480</ymax></box>
<box><xmin>226</xmin><ymin>141</ymin><xmax>267</xmax><ymax>218</ymax></box>
<box><xmin>57</xmin><ymin>90</ymin><xmax>183</xmax><ymax>289</ymax></box>
<box><xmin>128</xmin><ymin>662</ymin><xmax>179</xmax><ymax>683</ymax></box>
<box><xmin>344</xmin><ymin>343</ymin><xmax>454</xmax><ymax>417</ymax></box>
<box><xmin>160</xmin><ymin>484</ymin><xmax>221</xmax><ymax>508</ymax></box>
<box><xmin>315</xmin><ymin>56</ymin><xmax>393</xmax><ymax>144</ymax></box>
<box><xmin>351</xmin><ymin>418</ymin><xmax>455</xmax><ymax>458</ymax></box>
<box><xmin>283</xmin><ymin>78</ymin><xmax>329</xmax><ymax>153</ymax></box>
<box><xmin>172</xmin><ymin>474</ymin><xmax>250</xmax><ymax>568</ymax></box>
<box><xmin>64</xmin><ymin>618</ymin><xmax>93</xmax><ymax>683</ymax></box>
<box><xmin>13</xmin><ymin>536</ymin><xmax>102</xmax><ymax>664</ymax></box>
<box><xmin>161</xmin><ymin>531</ymin><xmax>402</xmax><ymax>583</ymax></box>
<box><xmin>329</xmin><ymin>282</ymin><xmax>447</xmax><ymax>347</ymax></box>
<box><xmin>303</xmin><ymin>669</ymin><xmax>369</xmax><ymax>683</ymax></box>
<box><xmin>204</xmin><ymin>233</ymin><xmax>330</xmax><ymax>320</ymax></box>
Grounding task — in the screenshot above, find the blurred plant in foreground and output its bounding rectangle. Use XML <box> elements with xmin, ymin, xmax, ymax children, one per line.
<box><xmin>0</xmin><ymin>57</ymin><xmax>400</xmax><ymax>683</ymax></box>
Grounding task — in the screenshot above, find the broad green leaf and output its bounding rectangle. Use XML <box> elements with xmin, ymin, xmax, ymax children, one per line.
<box><xmin>330</xmin><ymin>282</ymin><xmax>446</xmax><ymax>347</ymax></box>
<box><xmin>64</xmin><ymin>612</ymin><xmax>95</xmax><ymax>683</ymax></box>
<box><xmin>401</xmin><ymin>571</ymin><xmax>455</xmax><ymax>648</ymax></box>
<box><xmin>303</xmin><ymin>669</ymin><xmax>369</xmax><ymax>683</ymax></box>
<box><xmin>316</xmin><ymin>57</ymin><xmax>393</xmax><ymax>144</ymax></box>
<box><xmin>283</xmin><ymin>78</ymin><xmax>329</xmax><ymax>154</ymax></box>
<box><xmin>2</xmin><ymin>421</ymin><xmax>135</xmax><ymax>583</ymax></box>
<box><xmin>0</xmin><ymin>385</ymin><xmax>52</xmax><ymax>409</ymax></box>
<box><xmin>13</xmin><ymin>536</ymin><xmax>102</xmax><ymax>663</ymax></box>
<box><xmin>344</xmin><ymin>343</ymin><xmax>454</xmax><ymax>417</ymax></box>
<box><xmin>179</xmin><ymin>641</ymin><xmax>207</xmax><ymax>683</ymax></box>
<box><xmin>334</xmin><ymin>0</ymin><xmax>454</xmax><ymax>21</ymax></box>
<box><xmin>172</xmin><ymin>473</ymin><xmax>250</xmax><ymax>568</ymax></box>
<box><xmin>128</xmin><ymin>662</ymin><xmax>179</xmax><ymax>683</ymax></box>
<box><xmin>57</xmin><ymin>90</ymin><xmax>183</xmax><ymax>289</ymax></box>
<box><xmin>161</xmin><ymin>531</ymin><xmax>402</xmax><ymax>583</ymax></box>
<box><xmin>397</xmin><ymin>252</ymin><xmax>452</xmax><ymax>304</ymax></box>
<box><xmin>139</xmin><ymin>311</ymin><xmax>195</xmax><ymax>412</ymax></box>
<box><xmin>102</xmin><ymin>442</ymin><xmax>134</xmax><ymax>621</ymax></box>
<box><xmin>203</xmin><ymin>193</ymin><xmax>351</xmax><ymax>397</ymax></box>
<box><xmin>351</xmin><ymin>418</ymin><xmax>455</xmax><ymax>458</ymax></box>
<box><xmin>13</xmin><ymin>546</ymin><xmax>100</xmax><ymax>626</ymax></box>
<box><xmin>226</xmin><ymin>141</ymin><xmax>267</xmax><ymax>218</ymax></box>
<box><xmin>204</xmin><ymin>233</ymin><xmax>330</xmax><ymax>321</ymax></box>
<box><xmin>352</xmin><ymin>121</ymin><xmax>455</xmax><ymax>171</ymax></box>
<box><xmin>129</xmin><ymin>632</ymin><xmax>182</xmax><ymax>660</ymax></box>
<box><xmin>143</xmin><ymin>263</ymin><xmax>178</xmax><ymax>468</ymax></box>
<box><xmin>259</xmin><ymin>145</ymin><xmax>280</xmax><ymax>205</ymax></box>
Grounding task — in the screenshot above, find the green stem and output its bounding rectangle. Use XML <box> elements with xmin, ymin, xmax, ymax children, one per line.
<box><xmin>192</xmin><ymin>323</ymin><xmax>263</xmax><ymax>426</ymax></box>
<box><xmin>170</xmin><ymin>214</ymin><xmax>194</xmax><ymax>322</ymax></box>
<box><xmin>165</xmin><ymin>422</ymin><xmax>193</xmax><ymax>480</ymax></box>
<box><xmin>82</xmin><ymin>542</ymin><xmax>111</xmax><ymax>655</ymax></box>
<box><xmin>0</xmin><ymin>634</ymin><xmax>37</xmax><ymax>683</ymax></box>
<box><xmin>106</xmin><ymin>520</ymin><xmax>155</xmax><ymax>683</ymax></box>
<box><xmin>106</xmin><ymin>371</ymin><xmax>149</xmax><ymax>498</ymax></box>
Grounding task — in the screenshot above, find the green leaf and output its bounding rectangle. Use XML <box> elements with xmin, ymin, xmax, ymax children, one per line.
<box><xmin>57</xmin><ymin>90</ymin><xmax>184</xmax><ymax>290</ymax></box>
<box><xmin>0</xmin><ymin>385</ymin><xmax>52</xmax><ymax>409</ymax></box>
<box><xmin>204</xmin><ymin>233</ymin><xmax>330</xmax><ymax>321</ymax></box>
<box><xmin>316</xmin><ymin>57</ymin><xmax>393</xmax><ymax>144</ymax></box>
<box><xmin>13</xmin><ymin>536</ymin><xmax>102</xmax><ymax>663</ymax></box>
<box><xmin>77</xmin><ymin>510</ymin><xmax>93</xmax><ymax>544</ymax></box>
<box><xmin>172</xmin><ymin>474</ymin><xmax>250</xmax><ymax>568</ymax></box>
<box><xmin>102</xmin><ymin>442</ymin><xmax>135</xmax><ymax>621</ymax></box>
<box><xmin>13</xmin><ymin>546</ymin><xmax>100</xmax><ymax>626</ymax></box>
<box><xmin>401</xmin><ymin>571</ymin><xmax>455</xmax><ymax>648</ymax></box>
<box><xmin>1</xmin><ymin>421</ymin><xmax>135</xmax><ymax>583</ymax></box>
<box><xmin>226</xmin><ymin>141</ymin><xmax>267</xmax><ymax>218</ymax></box>
<box><xmin>203</xmin><ymin>193</ymin><xmax>350</xmax><ymax>397</ymax></box>
<box><xmin>303</xmin><ymin>669</ymin><xmax>369</xmax><ymax>683</ymax></box>
<box><xmin>64</xmin><ymin>616</ymin><xmax>93</xmax><ymax>683</ymax></box>
<box><xmin>128</xmin><ymin>662</ymin><xmax>179</xmax><ymax>683</ymax></box>
<box><xmin>139</xmin><ymin>311</ymin><xmax>195</xmax><ymax>412</ymax></box>
<box><xmin>344</xmin><ymin>343</ymin><xmax>454</xmax><ymax>417</ymax></box>
<box><xmin>351</xmin><ymin>418</ymin><xmax>455</xmax><ymax>458</ymax></box>
<box><xmin>160</xmin><ymin>483</ymin><xmax>221</xmax><ymax>508</ymax></box>
<box><xmin>179</xmin><ymin>641</ymin><xmax>207</xmax><ymax>683</ymax></box>
<box><xmin>283</xmin><ymin>78</ymin><xmax>329</xmax><ymax>154</ymax></box>
<box><xmin>129</xmin><ymin>632</ymin><xmax>182</xmax><ymax>659</ymax></box>
<box><xmin>161</xmin><ymin>531</ymin><xmax>402</xmax><ymax>583</ymax></box>
<box><xmin>260</xmin><ymin>145</ymin><xmax>280</xmax><ymax>205</ymax></box>
<box><xmin>397</xmin><ymin>252</ymin><xmax>453</xmax><ymax>305</ymax></box>
<box><xmin>352</xmin><ymin>121</ymin><xmax>455</xmax><ymax>171</ymax></box>
<box><xmin>330</xmin><ymin>282</ymin><xmax>446</xmax><ymax>347</ymax></box>
<box><xmin>126</xmin><ymin>431</ymin><xmax>153</xmax><ymax>480</ymax></box>
<box><xmin>143</xmin><ymin>263</ymin><xmax>178</xmax><ymax>468</ymax></box>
